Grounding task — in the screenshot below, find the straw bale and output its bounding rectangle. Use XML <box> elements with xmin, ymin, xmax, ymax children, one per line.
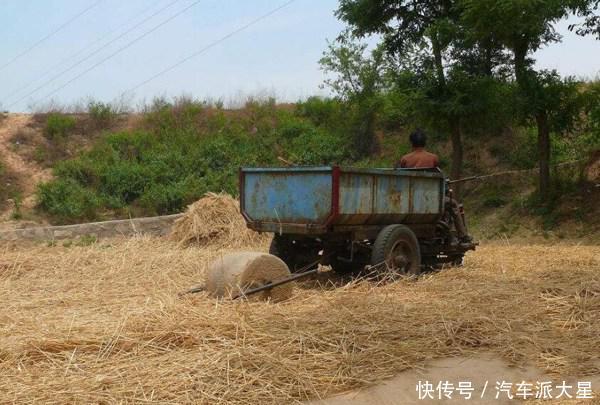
<box><xmin>205</xmin><ymin>251</ymin><xmax>293</xmax><ymax>301</ymax></box>
<box><xmin>169</xmin><ymin>192</ymin><xmax>269</xmax><ymax>248</ymax></box>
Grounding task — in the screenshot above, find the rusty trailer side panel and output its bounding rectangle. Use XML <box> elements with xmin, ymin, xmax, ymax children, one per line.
<box><xmin>240</xmin><ymin>166</ymin><xmax>445</xmax><ymax>235</ymax></box>
<box><xmin>241</xmin><ymin>167</ymin><xmax>334</xmax><ymax>231</ymax></box>
<box><xmin>337</xmin><ymin>169</ymin><xmax>442</xmax><ymax>225</ymax></box>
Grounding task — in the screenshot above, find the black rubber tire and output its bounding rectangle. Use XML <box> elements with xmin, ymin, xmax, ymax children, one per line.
<box><xmin>371</xmin><ymin>224</ymin><xmax>421</xmax><ymax>275</ymax></box>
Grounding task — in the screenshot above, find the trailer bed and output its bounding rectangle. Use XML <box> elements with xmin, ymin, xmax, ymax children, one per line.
<box><xmin>240</xmin><ymin>166</ymin><xmax>445</xmax><ymax>235</ymax></box>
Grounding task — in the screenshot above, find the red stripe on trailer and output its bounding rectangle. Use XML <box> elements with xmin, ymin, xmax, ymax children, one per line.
<box><xmin>325</xmin><ymin>166</ymin><xmax>341</xmax><ymax>227</ymax></box>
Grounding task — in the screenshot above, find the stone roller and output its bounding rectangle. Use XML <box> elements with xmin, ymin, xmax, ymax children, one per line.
<box><xmin>204</xmin><ymin>252</ymin><xmax>295</xmax><ymax>302</ymax></box>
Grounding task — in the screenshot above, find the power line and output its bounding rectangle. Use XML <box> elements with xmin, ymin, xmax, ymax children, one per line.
<box><xmin>32</xmin><ymin>0</ymin><xmax>205</xmax><ymax>105</ymax></box>
<box><xmin>2</xmin><ymin>0</ymin><xmax>164</xmax><ymax>102</ymax></box>
<box><xmin>0</xmin><ymin>0</ymin><xmax>103</xmax><ymax>73</ymax></box>
<box><xmin>124</xmin><ymin>0</ymin><xmax>297</xmax><ymax>96</ymax></box>
<box><xmin>7</xmin><ymin>0</ymin><xmax>184</xmax><ymax>109</ymax></box>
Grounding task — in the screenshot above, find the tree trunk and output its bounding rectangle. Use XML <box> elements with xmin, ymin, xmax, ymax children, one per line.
<box><xmin>449</xmin><ymin>117</ymin><xmax>463</xmax><ymax>198</ymax></box>
<box><xmin>513</xmin><ymin>42</ymin><xmax>552</xmax><ymax>201</ymax></box>
<box><xmin>536</xmin><ymin>111</ymin><xmax>551</xmax><ymax>201</ymax></box>
<box><xmin>513</xmin><ymin>43</ymin><xmax>528</xmax><ymax>87</ymax></box>
<box><xmin>354</xmin><ymin>100</ymin><xmax>378</xmax><ymax>157</ymax></box>
<box><xmin>431</xmin><ymin>34</ymin><xmax>446</xmax><ymax>87</ymax></box>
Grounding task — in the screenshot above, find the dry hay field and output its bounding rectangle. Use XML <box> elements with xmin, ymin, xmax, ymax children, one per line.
<box><xmin>0</xmin><ymin>209</ymin><xmax>599</xmax><ymax>403</ymax></box>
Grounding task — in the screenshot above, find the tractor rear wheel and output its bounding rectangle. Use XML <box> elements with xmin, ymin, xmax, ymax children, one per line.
<box><xmin>371</xmin><ymin>225</ymin><xmax>421</xmax><ymax>276</ymax></box>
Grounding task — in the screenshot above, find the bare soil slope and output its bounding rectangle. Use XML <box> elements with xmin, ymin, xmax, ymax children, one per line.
<box><xmin>0</xmin><ymin>114</ymin><xmax>52</xmax><ymax>223</ymax></box>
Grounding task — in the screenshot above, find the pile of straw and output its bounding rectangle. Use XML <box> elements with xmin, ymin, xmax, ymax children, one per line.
<box><xmin>0</xmin><ymin>238</ymin><xmax>598</xmax><ymax>403</ymax></box>
<box><xmin>169</xmin><ymin>192</ymin><xmax>268</xmax><ymax>248</ymax></box>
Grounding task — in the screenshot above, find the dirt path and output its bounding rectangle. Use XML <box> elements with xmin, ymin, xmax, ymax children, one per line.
<box><xmin>311</xmin><ymin>354</ymin><xmax>600</xmax><ymax>404</ymax></box>
<box><xmin>0</xmin><ymin>113</ymin><xmax>52</xmax><ymax>221</ymax></box>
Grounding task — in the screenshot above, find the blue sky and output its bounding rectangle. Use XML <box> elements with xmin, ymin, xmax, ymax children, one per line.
<box><xmin>1</xmin><ymin>0</ymin><xmax>599</xmax><ymax>112</ymax></box>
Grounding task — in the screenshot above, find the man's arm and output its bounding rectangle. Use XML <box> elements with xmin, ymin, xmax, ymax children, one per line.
<box><xmin>394</xmin><ymin>157</ymin><xmax>407</xmax><ymax>169</ymax></box>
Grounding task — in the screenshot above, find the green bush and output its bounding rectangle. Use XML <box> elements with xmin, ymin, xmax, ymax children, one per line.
<box><xmin>33</xmin><ymin>145</ymin><xmax>49</xmax><ymax>164</ymax></box>
<box><xmin>36</xmin><ymin>100</ymin><xmax>358</xmax><ymax>222</ymax></box>
<box><xmin>138</xmin><ymin>177</ymin><xmax>206</xmax><ymax>216</ymax></box>
<box><xmin>287</xmin><ymin>129</ymin><xmax>351</xmax><ymax>164</ymax></box>
<box><xmin>143</xmin><ymin>96</ymin><xmax>206</xmax><ymax>134</ymax></box>
<box><xmin>45</xmin><ymin>113</ymin><xmax>76</xmax><ymax>140</ymax></box>
<box><xmin>10</xmin><ymin>193</ymin><xmax>23</xmax><ymax>220</ymax></box>
<box><xmin>379</xmin><ymin>89</ymin><xmax>411</xmax><ymax>129</ymax></box>
<box><xmin>483</xmin><ymin>195</ymin><xmax>507</xmax><ymax>208</ymax></box>
<box><xmin>296</xmin><ymin>97</ymin><xmax>345</xmax><ymax>127</ymax></box>
<box><xmin>37</xmin><ymin>179</ymin><xmax>100</xmax><ymax>222</ymax></box>
<box><xmin>88</xmin><ymin>101</ymin><xmax>117</xmax><ymax>128</ymax></box>
<box><xmin>98</xmin><ymin>162</ymin><xmax>150</xmax><ymax>204</ymax></box>
<box><xmin>297</xmin><ymin>95</ymin><xmax>380</xmax><ymax>158</ymax></box>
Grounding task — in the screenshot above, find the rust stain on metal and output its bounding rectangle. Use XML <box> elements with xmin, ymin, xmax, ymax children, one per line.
<box><xmin>390</xmin><ymin>191</ymin><xmax>402</xmax><ymax>205</ymax></box>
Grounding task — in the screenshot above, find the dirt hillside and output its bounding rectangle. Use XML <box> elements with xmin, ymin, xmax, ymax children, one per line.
<box><xmin>0</xmin><ymin>113</ymin><xmax>52</xmax><ymax>223</ymax></box>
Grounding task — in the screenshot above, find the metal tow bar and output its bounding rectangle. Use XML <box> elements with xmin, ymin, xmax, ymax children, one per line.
<box><xmin>181</xmin><ymin>254</ymin><xmax>332</xmax><ymax>299</ymax></box>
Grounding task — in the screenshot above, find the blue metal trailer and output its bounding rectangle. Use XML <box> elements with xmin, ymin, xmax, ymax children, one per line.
<box><xmin>240</xmin><ymin>166</ymin><xmax>474</xmax><ymax>275</ymax></box>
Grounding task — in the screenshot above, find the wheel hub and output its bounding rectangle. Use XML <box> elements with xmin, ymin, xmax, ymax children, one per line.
<box><xmin>393</xmin><ymin>254</ymin><xmax>409</xmax><ymax>268</ymax></box>
<box><xmin>387</xmin><ymin>240</ymin><xmax>412</xmax><ymax>273</ymax></box>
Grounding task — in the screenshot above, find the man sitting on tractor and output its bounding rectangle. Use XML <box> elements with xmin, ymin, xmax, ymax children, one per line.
<box><xmin>395</xmin><ymin>129</ymin><xmax>473</xmax><ymax>248</ymax></box>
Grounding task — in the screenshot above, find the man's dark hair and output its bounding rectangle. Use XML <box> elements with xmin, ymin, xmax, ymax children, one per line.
<box><xmin>409</xmin><ymin>129</ymin><xmax>427</xmax><ymax>147</ymax></box>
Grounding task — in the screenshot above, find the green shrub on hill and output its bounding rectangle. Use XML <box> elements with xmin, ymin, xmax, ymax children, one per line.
<box><xmin>34</xmin><ymin>88</ymin><xmax>598</xmax><ymax>225</ymax></box>
<box><xmin>36</xmin><ymin>179</ymin><xmax>100</xmax><ymax>222</ymax></box>
<box><xmin>44</xmin><ymin>113</ymin><xmax>76</xmax><ymax>140</ymax></box>
<box><xmin>37</xmin><ymin>100</ymin><xmax>355</xmax><ymax>222</ymax></box>
<box><xmin>87</xmin><ymin>101</ymin><xmax>118</xmax><ymax>128</ymax></box>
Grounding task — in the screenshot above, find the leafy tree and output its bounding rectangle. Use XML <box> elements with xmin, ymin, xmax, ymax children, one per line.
<box><xmin>319</xmin><ymin>32</ymin><xmax>386</xmax><ymax>156</ymax></box>
<box><xmin>333</xmin><ymin>0</ymin><xmax>511</xmax><ymax>195</ymax></box>
<box><xmin>462</xmin><ymin>0</ymin><xmax>599</xmax><ymax>198</ymax></box>
<box><xmin>583</xmin><ymin>80</ymin><xmax>600</xmax><ymax>138</ymax></box>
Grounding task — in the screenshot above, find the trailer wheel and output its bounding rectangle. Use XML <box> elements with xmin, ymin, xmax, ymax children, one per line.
<box><xmin>371</xmin><ymin>225</ymin><xmax>421</xmax><ymax>276</ymax></box>
<box><xmin>269</xmin><ymin>235</ymin><xmax>320</xmax><ymax>273</ymax></box>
